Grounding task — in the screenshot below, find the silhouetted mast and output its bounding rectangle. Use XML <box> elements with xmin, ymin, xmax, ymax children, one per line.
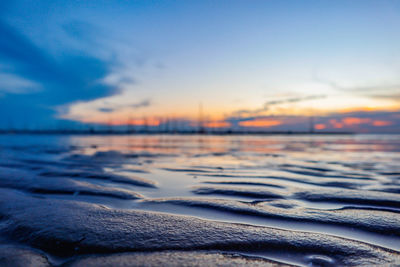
<box><xmin>127</xmin><ymin>116</ymin><xmax>134</xmax><ymax>134</ymax></box>
<box><xmin>142</xmin><ymin>117</ymin><xmax>148</xmax><ymax>133</ymax></box>
<box><xmin>198</xmin><ymin>102</ymin><xmax>205</xmax><ymax>133</ymax></box>
<box><xmin>309</xmin><ymin>116</ymin><xmax>314</xmax><ymax>133</ymax></box>
<box><xmin>165</xmin><ymin>118</ymin><xmax>170</xmax><ymax>133</ymax></box>
<box><xmin>107</xmin><ymin>117</ymin><xmax>113</xmax><ymax>133</ymax></box>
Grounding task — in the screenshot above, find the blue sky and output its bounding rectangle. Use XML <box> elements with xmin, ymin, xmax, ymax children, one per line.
<box><xmin>0</xmin><ymin>0</ymin><xmax>400</xmax><ymax>131</ymax></box>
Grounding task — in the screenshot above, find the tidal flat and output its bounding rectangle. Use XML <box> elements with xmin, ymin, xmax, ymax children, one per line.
<box><xmin>0</xmin><ymin>134</ymin><xmax>399</xmax><ymax>266</ymax></box>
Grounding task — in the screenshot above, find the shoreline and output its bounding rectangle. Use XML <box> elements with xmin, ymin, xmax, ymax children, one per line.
<box><xmin>0</xmin><ymin>130</ymin><xmax>355</xmax><ymax>136</ymax></box>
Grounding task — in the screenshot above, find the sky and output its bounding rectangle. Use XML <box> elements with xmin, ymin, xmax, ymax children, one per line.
<box><xmin>0</xmin><ymin>0</ymin><xmax>400</xmax><ymax>132</ymax></box>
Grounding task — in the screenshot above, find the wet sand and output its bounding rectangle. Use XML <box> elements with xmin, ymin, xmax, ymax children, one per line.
<box><xmin>0</xmin><ymin>134</ymin><xmax>399</xmax><ymax>266</ymax></box>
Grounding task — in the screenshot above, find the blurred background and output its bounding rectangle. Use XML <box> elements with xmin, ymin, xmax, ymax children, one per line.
<box><xmin>0</xmin><ymin>0</ymin><xmax>399</xmax><ymax>133</ymax></box>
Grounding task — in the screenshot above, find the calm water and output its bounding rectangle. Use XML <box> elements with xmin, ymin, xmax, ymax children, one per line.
<box><xmin>0</xmin><ymin>134</ymin><xmax>399</xmax><ymax>266</ymax></box>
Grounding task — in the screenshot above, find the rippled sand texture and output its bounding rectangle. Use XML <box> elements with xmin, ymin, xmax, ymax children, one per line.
<box><xmin>0</xmin><ymin>134</ymin><xmax>399</xmax><ymax>266</ymax></box>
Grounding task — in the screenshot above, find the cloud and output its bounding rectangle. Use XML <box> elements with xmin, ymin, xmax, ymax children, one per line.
<box><xmin>314</xmin><ymin>77</ymin><xmax>400</xmax><ymax>101</ymax></box>
<box><xmin>98</xmin><ymin>108</ymin><xmax>115</xmax><ymax>113</ymax></box>
<box><xmin>314</xmin><ymin>110</ymin><xmax>400</xmax><ymax>133</ymax></box>
<box><xmin>225</xmin><ymin>110</ymin><xmax>400</xmax><ymax>133</ymax></box>
<box><xmin>97</xmin><ymin>99</ymin><xmax>151</xmax><ymax>113</ymax></box>
<box><xmin>62</xmin><ymin>20</ymin><xmax>98</xmax><ymax>42</ymax></box>
<box><xmin>0</xmin><ymin>72</ymin><xmax>41</xmax><ymax>94</ymax></box>
<box><xmin>367</xmin><ymin>92</ymin><xmax>400</xmax><ymax>100</ymax></box>
<box><xmin>263</xmin><ymin>95</ymin><xmax>326</xmax><ymax>106</ymax></box>
<box><xmin>0</xmin><ymin>19</ymin><xmax>121</xmax><ymax>127</ymax></box>
<box><xmin>130</xmin><ymin>99</ymin><xmax>151</xmax><ymax>109</ymax></box>
<box><xmin>231</xmin><ymin>94</ymin><xmax>326</xmax><ymax>117</ymax></box>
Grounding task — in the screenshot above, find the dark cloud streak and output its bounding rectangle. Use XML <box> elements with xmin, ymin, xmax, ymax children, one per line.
<box><xmin>231</xmin><ymin>94</ymin><xmax>326</xmax><ymax>117</ymax></box>
<box><xmin>314</xmin><ymin>77</ymin><xmax>400</xmax><ymax>101</ymax></box>
<box><xmin>97</xmin><ymin>99</ymin><xmax>151</xmax><ymax>113</ymax></box>
<box><xmin>0</xmin><ymin>19</ymin><xmax>121</xmax><ymax>127</ymax></box>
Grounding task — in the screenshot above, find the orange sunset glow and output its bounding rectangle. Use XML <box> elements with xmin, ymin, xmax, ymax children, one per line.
<box><xmin>315</xmin><ymin>124</ymin><xmax>326</xmax><ymax>130</ymax></box>
<box><xmin>203</xmin><ymin>121</ymin><xmax>232</xmax><ymax>128</ymax></box>
<box><xmin>239</xmin><ymin>119</ymin><xmax>282</xmax><ymax>128</ymax></box>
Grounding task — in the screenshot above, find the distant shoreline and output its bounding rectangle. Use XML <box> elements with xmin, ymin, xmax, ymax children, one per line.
<box><xmin>0</xmin><ymin>130</ymin><xmax>355</xmax><ymax>135</ymax></box>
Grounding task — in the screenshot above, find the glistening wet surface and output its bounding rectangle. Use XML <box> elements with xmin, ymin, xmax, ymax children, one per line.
<box><xmin>0</xmin><ymin>134</ymin><xmax>399</xmax><ymax>266</ymax></box>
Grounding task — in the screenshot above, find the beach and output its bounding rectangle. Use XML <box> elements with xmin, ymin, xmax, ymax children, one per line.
<box><xmin>0</xmin><ymin>134</ymin><xmax>399</xmax><ymax>266</ymax></box>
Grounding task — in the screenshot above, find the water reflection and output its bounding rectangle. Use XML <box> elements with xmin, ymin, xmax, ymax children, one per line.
<box><xmin>0</xmin><ymin>134</ymin><xmax>399</xmax><ymax>258</ymax></box>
